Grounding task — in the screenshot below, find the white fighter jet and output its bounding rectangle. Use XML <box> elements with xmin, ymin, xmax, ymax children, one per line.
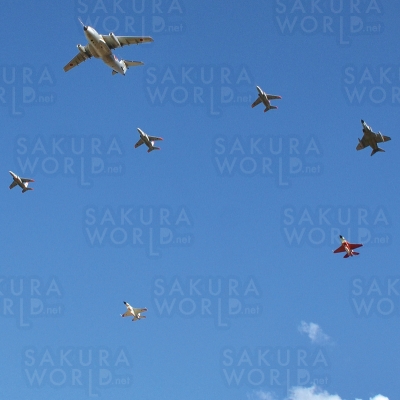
<box><xmin>64</xmin><ymin>20</ymin><xmax>153</xmax><ymax>75</ymax></box>
<box><xmin>121</xmin><ymin>302</ymin><xmax>147</xmax><ymax>321</ymax></box>
<box><xmin>134</xmin><ymin>128</ymin><xmax>163</xmax><ymax>153</ymax></box>
<box><xmin>8</xmin><ymin>171</ymin><xmax>34</xmax><ymax>193</ymax></box>
<box><xmin>251</xmin><ymin>86</ymin><xmax>282</xmax><ymax>113</ymax></box>
<box><xmin>357</xmin><ymin>120</ymin><xmax>391</xmax><ymax>156</ymax></box>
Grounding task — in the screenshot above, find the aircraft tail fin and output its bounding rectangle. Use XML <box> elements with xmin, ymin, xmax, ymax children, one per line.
<box><xmin>22</xmin><ymin>188</ymin><xmax>33</xmax><ymax>193</ymax></box>
<box><xmin>371</xmin><ymin>147</ymin><xmax>385</xmax><ymax>156</ymax></box>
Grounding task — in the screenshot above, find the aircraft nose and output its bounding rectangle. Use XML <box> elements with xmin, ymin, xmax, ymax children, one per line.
<box><xmin>361</xmin><ymin>119</ymin><xmax>364</xmax><ymax>124</ymax></box>
<box><xmin>339</xmin><ymin>235</ymin><xmax>343</xmax><ymax>239</ymax></box>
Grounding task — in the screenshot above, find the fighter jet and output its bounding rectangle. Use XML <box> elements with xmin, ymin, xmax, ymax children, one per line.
<box><xmin>134</xmin><ymin>128</ymin><xmax>163</xmax><ymax>153</ymax></box>
<box><xmin>64</xmin><ymin>19</ymin><xmax>153</xmax><ymax>75</ymax></box>
<box><xmin>333</xmin><ymin>235</ymin><xmax>363</xmax><ymax>258</ymax></box>
<box><xmin>121</xmin><ymin>302</ymin><xmax>147</xmax><ymax>321</ymax></box>
<box><xmin>251</xmin><ymin>86</ymin><xmax>282</xmax><ymax>112</ymax></box>
<box><xmin>357</xmin><ymin>120</ymin><xmax>391</xmax><ymax>156</ymax></box>
<box><xmin>8</xmin><ymin>171</ymin><xmax>34</xmax><ymax>193</ymax></box>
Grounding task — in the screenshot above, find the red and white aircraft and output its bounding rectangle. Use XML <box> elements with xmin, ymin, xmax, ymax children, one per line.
<box><xmin>333</xmin><ymin>235</ymin><xmax>363</xmax><ymax>258</ymax></box>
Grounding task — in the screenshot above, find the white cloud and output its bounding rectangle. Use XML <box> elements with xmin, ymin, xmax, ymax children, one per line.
<box><xmin>247</xmin><ymin>389</ymin><xmax>276</xmax><ymax>400</ymax></box>
<box><xmin>247</xmin><ymin>387</ymin><xmax>389</xmax><ymax>400</ymax></box>
<box><xmin>288</xmin><ymin>386</ymin><xmax>341</xmax><ymax>400</ymax></box>
<box><xmin>298</xmin><ymin>321</ymin><xmax>331</xmax><ymax>345</ymax></box>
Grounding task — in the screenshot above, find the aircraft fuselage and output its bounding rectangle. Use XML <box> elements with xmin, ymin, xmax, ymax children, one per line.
<box><xmin>340</xmin><ymin>237</ymin><xmax>355</xmax><ymax>256</ymax></box>
<box><xmin>138</xmin><ymin>129</ymin><xmax>155</xmax><ymax>150</ymax></box>
<box><xmin>83</xmin><ymin>26</ymin><xmax>125</xmax><ymax>75</ymax></box>
<box><xmin>257</xmin><ymin>86</ymin><xmax>271</xmax><ymax>110</ymax></box>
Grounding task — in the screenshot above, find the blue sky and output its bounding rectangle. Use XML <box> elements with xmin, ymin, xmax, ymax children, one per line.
<box><xmin>0</xmin><ymin>0</ymin><xmax>398</xmax><ymax>399</ymax></box>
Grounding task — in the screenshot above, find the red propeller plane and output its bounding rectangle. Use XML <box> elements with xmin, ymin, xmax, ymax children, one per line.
<box><xmin>333</xmin><ymin>235</ymin><xmax>363</xmax><ymax>258</ymax></box>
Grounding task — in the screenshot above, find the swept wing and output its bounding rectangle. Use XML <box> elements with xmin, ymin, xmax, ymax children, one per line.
<box><xmin>356</xmin><ymin>136</ymin><xmax>369</xmax><ymax>150</ymax></box>
<box><xmin>135</xmin><ymin>139</ymin><xmax>144</xmax><ymax>148</ymax></box>
<box><xmin>251</xmin><ymin>97</ymin><xmax>262</xmax><ymax>108</ymax></box>
<box><xmin>375</xmin><ymin>133</ymin><xmax>391</xmax><ymax>143</ymax></box>
<box><xmin>102</xmin><ymin>35</ymin><xmax>154</xmax><ymax>49</ymax></box>
<box><xmin>333</xmin><ymin>245</ymin><xmax>346</xmax><ymax>253</ymax></box>
<box><xmin>148</xmin><ymin>136</ymin><xmax>163</xmax><ymax>142</ymax></box>
<box><xmin>64</xmin><ymin>46</ymin><xmax>93</xmax><ymax>72</ymax></box>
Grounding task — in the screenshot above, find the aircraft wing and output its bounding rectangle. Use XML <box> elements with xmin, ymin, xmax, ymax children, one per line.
<box><xmin>133</xmin><ymin>307</ymin><xmax>147</xmax><ymax>313</ymax></box>
<box><xmin>102</xmin><ymin>35</ymin><xmax>154</xmax><ymax>49</ymax></box>
<box><xmin>21</xmin><ymin>178</ymin><xmax>34</xmax><ymax>182</ymax></box>
<box><xmin>251</xmin><ymin>97</ymin><xmax>262</xmax><ymax>108</ymax></box>
<box><xmin>63</xmin><ymin>47</ymin><xmax>93</xmax><ymax>72</ymax></box>
<box><xmin>9</xmin><ymin>181</ymin><xmax>17</xmax><ymax>189</ymax></box>
<box><xmin>356</xmin><ymin>136</ymin><xmax>369</xmax><ymax>151</ymax></box>
<box><xmin>333</xmin><ymin>245</ymin><xmax>346</xmax><ymax>253</ymax></box>
<box><xmin>267</xmin><ymin>94</ymin><xmax>282</xmax><ymax>100</ymax></box>
<box><xmin>375</xmin><ymin>133</ymin><xmax>391</xmax><ymax>143</ymax></box>
<box><xmin>148</xmin><ymin>136</ymin><xmax>163</xmax><ymax>142</ymax></box>
<box><xmin>349</xmin><ymin>243</ymin><xmax>363</xmax><ymax>250</ymax></box>
<box><xmin>135</xmin><ymin>139</ymin><xmax>144</xmax><ymax>148</ymax></box>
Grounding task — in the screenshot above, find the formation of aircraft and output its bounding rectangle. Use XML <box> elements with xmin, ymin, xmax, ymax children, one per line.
<box><xmin>121</xmin><ymin>301</ymin><xmax>147</xmax><ymax>321</ymax></box>
<box><xmin>251</xmin><ymin>85</ymin><xmax>282</xmax><ymax>113</ymax></box>
<box><xmin>135</xmin><ymin>128</ymin><xmax>163</xmax><ymax>153</ymax></box>
<box><xmin>8</xmin><ymin>171</ymin><xmax>34</xmax><ymax>193</ymax></box>
<box><xmin>356</xmin><ymin>119</ymin><xmax>391</xmax><ymax>156</ymax></box>
<box><xmin>333</xmin><ymin>235</ymin><xmax>363</xmax><ymax>258</ymax></box>
<box><xmin>63</xmin><ymin>20</ymin><xmax>153</xmax><ymax>75</ymax></box>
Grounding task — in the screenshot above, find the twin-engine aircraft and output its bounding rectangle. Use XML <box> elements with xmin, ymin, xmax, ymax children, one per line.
<box><xmin>9</xmin><ymin>171</ymin><xmax>34</xmax><ymax>193</ymax></box>
<box><xmin>251</xmin><ymin>86</ymin><xmax>282</xmax><ymax>113</ymax></box>
<box><xmin>357</xmin><ymin>120</ymin><xmax>391</xmax><ymax>156</ymax></box>
<box><xmin>64</xmin><ymin>20</ymin><xmax>153</xmax><ymax>75</ymax></box>
<box><xmin>333</xmin><ymin>235</ymin><xmax>363</xmax><ymax>258</ymax></box>
<box><xmin>135</xmin><ymin>128</ymin><xmax>163</xmax><ymax>153</ymax></box>
<box><xmin>121</xmin><ymin>302</ymin><xmax>147</xmax><ymax>322</ymax></box>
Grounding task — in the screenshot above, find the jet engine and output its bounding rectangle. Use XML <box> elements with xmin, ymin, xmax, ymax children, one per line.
<box><xmin>77</xmin><ymin>44</ymin><xmax>86</xmax><ymax>54</ymax></box>
<box><xmin>109</xmin><ymin>33</ymin><xmax>121</xmax><ymax>48</ymax></box>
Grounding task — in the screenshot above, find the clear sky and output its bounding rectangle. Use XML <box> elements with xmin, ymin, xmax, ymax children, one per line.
<box><xmin>0</xmin><ymin>1</ymin><xmax>398</xmax><ymax>399</ymax></box>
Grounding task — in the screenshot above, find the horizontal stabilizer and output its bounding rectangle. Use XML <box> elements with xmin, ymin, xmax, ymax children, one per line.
<box><xmin>148</xmin><ymin>147</ymin><xmax>160</xmax><ymax>153</ymax></box>
<box><xmin>112</xmin><ymin>70</ymin><xmax>118</xmax><ymax>75</ymax></box>
<box><xmin>371</xmin><ymin>147</ymin><xmax>385</xmax><ymax>156</ymax></box>
<box><xmin>352</xmin><ymin>251</ymin><xmax>360</xmax><ymax>256</ymax></box>
<box><xmin>343</xmin><ymin>254</ymin><xmax>350</xmax><ymax>258</ymax></box>
<box><xmin>124</xmin><ymin>60</ymin><xmax>144</xmax><ymax>68</ymax></box>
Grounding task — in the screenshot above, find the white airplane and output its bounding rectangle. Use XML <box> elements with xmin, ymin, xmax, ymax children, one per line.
<box><xmin>64</xmin><ymin>20</ymin><xmax>153</xmax><ymax>75</ymax></box>
<box><xmin>9</xmin><ymin>171</ymin><xmax>34</xmax><ymax>193</ymax></box>
<box><xmin>251</xmin><ymin>85</ymin><xmax>282</xmax><ymax>112</ymax></box>
<box><xmin>121</xmin><ymin>301</ymin><xmax>147</xmax><ymax>321</ymax></box>
<box><xmin>135</xmin><ymin>128</ymin><xmax>163</xmax><ymax>153</ymax></box>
